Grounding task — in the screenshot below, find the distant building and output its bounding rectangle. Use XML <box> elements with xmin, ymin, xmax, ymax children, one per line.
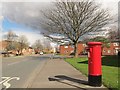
<box><xmin>59</xmin><ymin>42</ymin><xmax>86</xmax><ymax>55</ymax></box>
<box><xmin>102</xmin><ymin>42</ymin><xmax>120</xmax><ymax>55</ymax></box>
<box><xmin>60</xmin><ymin>44</ymin><xmax>74</xmax><ymax>55</ymax></box>
<box><xmin>0</xmin><ymin>40</ymin><xmax>9</xmax><ymax>51</ymax></box>
<box><xmin>0</xmin><ymin>40</ymin><xmax>34</xmax><ymax>57</ymax></box>
<box><xmin>22</xmin><ymin>47</ymin><xmax>34</xmax><ymax>55</ymax></box>
<box><xmin>59</xmin><ymin>42</ymin><xmax>120</xmax><ymax>56</ymax></box>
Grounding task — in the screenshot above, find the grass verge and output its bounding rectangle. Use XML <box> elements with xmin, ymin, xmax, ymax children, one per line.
<box><xmin>65</xmin><ymin>55</ymin><xmax>119</xmax><ymax>90</ymax></box>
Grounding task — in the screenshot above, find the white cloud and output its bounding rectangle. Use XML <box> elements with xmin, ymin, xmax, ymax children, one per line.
<box><xmin>2</xmin><ymin>28</ymin><xmax>44</xmax><ymax>45</ymax></box>
<box><xmin>1</xmin><ymin>0</ymin><xmax>119</xmax><ymax>43</ymax></box>
<box><xmin>96</xmin><ymin>0</ymin><xmax>119</xmax><ymax>15</ymax></box>
<box><xmin>1</xmin><ymin>0</ymin><xmax>55</xmax><ymax>2</ymax></box>
<box><xmin>14</xmin><ymin>31</ymin><xmax>44</xmax><ymax>45</ymax></box>
<box><xmin>2</xmin><ymin>0</ymin><xmax>118</xmax><ymax>31</ymax></box>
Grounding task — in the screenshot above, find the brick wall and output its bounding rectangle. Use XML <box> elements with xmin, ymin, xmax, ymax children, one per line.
<box><xmin>0</xmin><ymin>40</ymin><xmax>9</xmax><ymax>51</ymax></box>
<box><xmin>0</xmin><ymin>40</ymin><xmax>34</xmax><ymax>56</ymax></box>
<box><xmin>59</xmin><ymin>43</ymin><xmax>86</xmax><ymax>55</ymax></box>
<box><xmin>60</xmin><ymin>45</ymin><xmax>74</xmax><ymax>55</ymax></box>
<box><xmin>77</xmin><ymin>43</ymin><xmax>86</xmax><ymax>55</ymax></box>
<box><xmin>60</xmin><ymin>42</ymin><xmax>120</xmax><ymax>56</ymax></box>
<box><xmin>102</xmin><ymin>42</ymin><xmax>120</xmax><ymax>55</ymax></box>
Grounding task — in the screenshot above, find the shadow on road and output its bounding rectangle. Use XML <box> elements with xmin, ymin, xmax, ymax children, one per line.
<box><xmin>55</xmin><ymin>75</ymin><xmax>88</xmax><ymax>85</ymax></box>
<box><xmin>48</xmin><ymin>75</ymin><xmax>88</xmax><ymax>90</ymax></box>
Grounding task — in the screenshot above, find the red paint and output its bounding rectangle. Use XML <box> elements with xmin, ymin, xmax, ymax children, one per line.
<box><xmin>88</xmin><ymin>42</ymin><xmax>102</xmax><ymax>76</ymax></box>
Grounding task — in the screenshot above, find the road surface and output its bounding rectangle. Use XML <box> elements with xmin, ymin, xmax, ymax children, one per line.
<box><xmin>2</xmin><ymin>55</ymin><xmax>49</xmax><ymax>88</ymax></box>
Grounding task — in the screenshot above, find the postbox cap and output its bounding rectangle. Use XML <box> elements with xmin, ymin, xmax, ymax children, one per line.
<box><xmin>88</xmin><ymin>42</ymin><xmax>102</xmax><ymax>45</ymax></box>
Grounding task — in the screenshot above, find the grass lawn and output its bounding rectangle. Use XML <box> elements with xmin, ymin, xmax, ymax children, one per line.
<box><xmin>65</xmin><ymin>55</ymin><xmax>119</xmax><ymax>90</ymax></box>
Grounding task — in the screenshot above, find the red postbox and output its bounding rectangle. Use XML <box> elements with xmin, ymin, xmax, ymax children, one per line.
<box><xmin>87</xmin><ymin>42</ymin><xmax>102</xmax><ymax>87</ymax></box>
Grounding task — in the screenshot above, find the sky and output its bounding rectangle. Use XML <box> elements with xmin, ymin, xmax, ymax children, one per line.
<box><xmin>1</xmin><ymin>0</ymin><xmax>119</xmax><ymax>46</ymax></box>
<box><xmin>2</xmin><ymin>18</ymin><xmax>45</xmax><ymax>46</ymax></box>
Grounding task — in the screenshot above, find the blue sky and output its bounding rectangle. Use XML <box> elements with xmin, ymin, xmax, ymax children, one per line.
<box><xmin>3</xmin><ymin>18</ymin><xmax>34</xmax><ymax>32</ymax></box>
<box><xmin>2</xmin><ymin>18</ymin><xmax>44</xmax><ymax>45</ymax></box>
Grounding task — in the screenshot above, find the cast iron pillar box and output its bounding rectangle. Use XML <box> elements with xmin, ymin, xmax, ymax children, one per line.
<box><xmin>87</xmin><ymin>42</ymin><xmax>102</xmax><ymax>87</ymax></box>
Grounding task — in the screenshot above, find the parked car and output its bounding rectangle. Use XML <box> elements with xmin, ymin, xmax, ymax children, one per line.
<box><xmin>39</xmin><ymin>51</ymin><xmax>44</xmax><ymax>55</ymax></box>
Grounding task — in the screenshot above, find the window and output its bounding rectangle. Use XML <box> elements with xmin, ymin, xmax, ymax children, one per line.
<box><xmin>113</xmin><ymin>43</ymin><xmax>119</xmax><ymax>46</ymax></box>
<box><xmin>64</xmin><ymin>46</ymin><xmax>68</xmax><ymax>48</ymax></box>
<box><xmin>108</xmin><ymin>50</ymin><xmax>111</xmax><ymax>53</ymax></box>
<box><xmin>103</xmin><ymin>50</ymin><xmax>106</xmax><ymax>53</ymax></box>
<box><xmin>71</xmin><ymin>50</ymin><xmax>74</xmax><ymax>53</ymax></box>
<box><xmin>114</xmin><ymin>50</ymin><xmax>118</xmax><ymax>54</ymax></box>
<box><xmin>83</xmin><ymin>44</ymin><xmax>87</xmax><ymax>47</ymax></box>
<box><xmin>65</xmin><ymin>51</ymin><xmax>68</xmax><ymax>53</ymax></box>
<box><xmin>114</xmin><ymin>48</ymin><xmax>119</xmax><ymax>54</ymax></box>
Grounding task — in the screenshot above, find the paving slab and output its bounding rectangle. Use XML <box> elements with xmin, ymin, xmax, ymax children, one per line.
<box><xmin>29</xmin><ymin>59</ymin><xmax>108</xmax><ymax>89</ymax></box>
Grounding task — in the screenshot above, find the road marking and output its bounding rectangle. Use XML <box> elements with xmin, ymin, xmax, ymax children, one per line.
<box><xmin>0</xmin><ymin>77</ymin><xmax>10</xmax><ymax>84</ymax></box>
<box><xmin>7</xmin><ymin>59</ymin><xmax>29</xmax><ymax>66</ymax></box>
<box><xmin>0</xmin><ymin>77</ymin><xmax>20</xmax><ymax>88</ymax></box>
<box><xmin>8</xmin><ymin>62</ymin><xmax>21</xmax><ymax>66</ymax></box>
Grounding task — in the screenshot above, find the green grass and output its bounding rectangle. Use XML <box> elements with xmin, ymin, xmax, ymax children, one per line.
<box><xmin>65</xmin><ymin>55</ymin><xmax>119</xmax><ymax>90</ymax></box>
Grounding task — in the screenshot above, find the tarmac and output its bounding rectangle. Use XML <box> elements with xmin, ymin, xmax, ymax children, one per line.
<box><xmin>28</xmin><ymin>58</ymin><xmax>108</xmax><ymax>90</ymax></box>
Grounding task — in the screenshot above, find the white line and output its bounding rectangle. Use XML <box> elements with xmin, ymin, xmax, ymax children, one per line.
<box><xmin>8</xmin><ymin>62</ymin><xmax>21</xmax><ymax>66</ymax></box>
<box><xmin>0</xmin><ymin>77</ymin><xmax>10</xmax><ymax>84</ymax></box>
<box><xmin>1</xmin><ymin>77</ymin><xmax>20</xmax><ymax>88</ymax></box>
<box><xmin>7</xmin><ymin>59</ymin><xmax>29</xmax><ymax>66</ymax></box>
<box><xmin>3</xmin><ymin>77</ymin><xmax>20</xmax><ymax>88</ymax></box>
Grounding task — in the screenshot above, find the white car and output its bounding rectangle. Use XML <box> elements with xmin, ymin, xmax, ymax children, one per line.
<box><xmin>40</xmin><ymin>51</ymin><xmax>44</xmax><ymax>55</ymax></box>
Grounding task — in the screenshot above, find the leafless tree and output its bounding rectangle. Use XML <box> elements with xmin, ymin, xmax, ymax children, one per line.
<box><xmin>18</xmin><ymin>35</ymin><xmax>29</xmax><ymax>55</ymax></box>
<box><xmin>43</xmin><ymin>38</ymin><xmax>52</xmax><ymax>51</ymax></box>
<box><xmin>32</xmin><ymin>39</ymin><xmax>43</xmax><ymax>54</ymax></box>
<box><xmin>108</xmin><ymin>31</ymin><xmax>117</xmax><ymax>42</ymax></box>
<box><xmin>5</xmin><ymin>30</ymin><xmax>18</xmax><ymax>52</ymax></box>
<box><xmin>40</xmin><ymin>1</ymin><xmax>111</xmax><ymax>57</ymax></box>
<box><xmin>5</xmin><ymin>30</ymin><xmax>17</xmax><ymax>42</ymax></box>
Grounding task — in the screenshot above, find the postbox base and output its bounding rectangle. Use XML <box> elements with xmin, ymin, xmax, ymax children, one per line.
<box><xmin>88</xmin><ymin>75</ymin><xmax>102</xmax><ymax>87</ymax></box>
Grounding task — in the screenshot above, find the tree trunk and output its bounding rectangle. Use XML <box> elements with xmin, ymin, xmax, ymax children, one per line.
<box><xmin>74</xmin><ymin>42</ymin><xmax>78</xmax><ymax>58</ymax></box>
<box><xmin>20</xmin><ymin>44</ymin><xmax>23</xmax><ymax>55</ymax></box>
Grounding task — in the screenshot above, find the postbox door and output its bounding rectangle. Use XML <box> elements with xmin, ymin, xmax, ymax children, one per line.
<box><xmin>88</xmin><ymin>47</ymin><xmax>94</xmax><ymax>75</ymax></box>
<box><xmin>89</xmin><ymin>45</ymin><xmax>102</xmax><ymax>76</ymax></box>
<box><xmin>92</xmin><ymin>45</ymin><xmax>102</xmax><ymax>75</ymax></box>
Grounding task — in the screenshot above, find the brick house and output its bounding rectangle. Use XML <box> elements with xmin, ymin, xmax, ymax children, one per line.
<box><xmin>59</xmin><ymin>42</ymin><xmax>120</xmax><ymax>56</ymax></box>
<box><xmin>60</xmin><ymin>44</ymin><xmax>74</xmax><ymax>55</ymax></box>
<box><xmin>102</xmin><ymin>42</ymin><xmax>120</xmax><ymax>55</ymax></box>
<box><xmin>59</xmin><ymin>42</ymin><xmax>86</xmax><ymax>55</ymax></box>
<box><xmin>22</xmin><ymin>47</ymin><xmax>34</xmax><ymax>55</ymax></box>
<box><xmin>0</xmin><ymin>40</ymin><xmax>34</xmax><ymax>56</ymax></box>
<box><xmin>0</xmin><ymin>40</ymin><xmax>9</xmax><ymax>51</ymax></box>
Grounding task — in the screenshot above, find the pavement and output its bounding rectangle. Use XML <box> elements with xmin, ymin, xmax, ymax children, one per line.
<box><xmin>28</xmin><ymin>58</ymin><xmax>108</xmax><ymax>89</ymax></box>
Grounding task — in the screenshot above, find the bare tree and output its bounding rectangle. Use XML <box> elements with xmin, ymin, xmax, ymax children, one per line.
<box><xmin>40</xmin><ymin>1</ymin><xmax>110</xmax><ymax>57</ymax></box>
<box><xmin>109</xmin><ymin>31</ymin><xmax>117</xmax><ymax>41</ymax></box>
<box><xmin>5</xmin><ymin>30</ymin><xmax>18</xmax><ymax>52</ymax></box>
<box><xmin>32</xmin><ymin>39</ymin><xmax>43</xmax><ymax>54</ymax></box>
<box><xmin>43</xmin><ymin>38</ymin><xmax>52</xmax><ymax>51</ymax></box>
<box><xmin>6</xmin><ymin>30</ymin><xmax>17</xmax><ymax>41</ymax></box>
<box><xmin>108</xmin><ymin>26</ymin><xmax>118</xmax><ymax>41</ymax></box>
<box><xmin>18</xmin><ymin>35</ymin><xmax>29</xmax><ymax>55</ymax></box>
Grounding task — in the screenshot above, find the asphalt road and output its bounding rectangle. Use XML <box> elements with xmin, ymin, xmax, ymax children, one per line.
<box><xmin>2</xmin><ymin>55</ymin><xmax>49</xmax><ymax>88</ymax></box>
